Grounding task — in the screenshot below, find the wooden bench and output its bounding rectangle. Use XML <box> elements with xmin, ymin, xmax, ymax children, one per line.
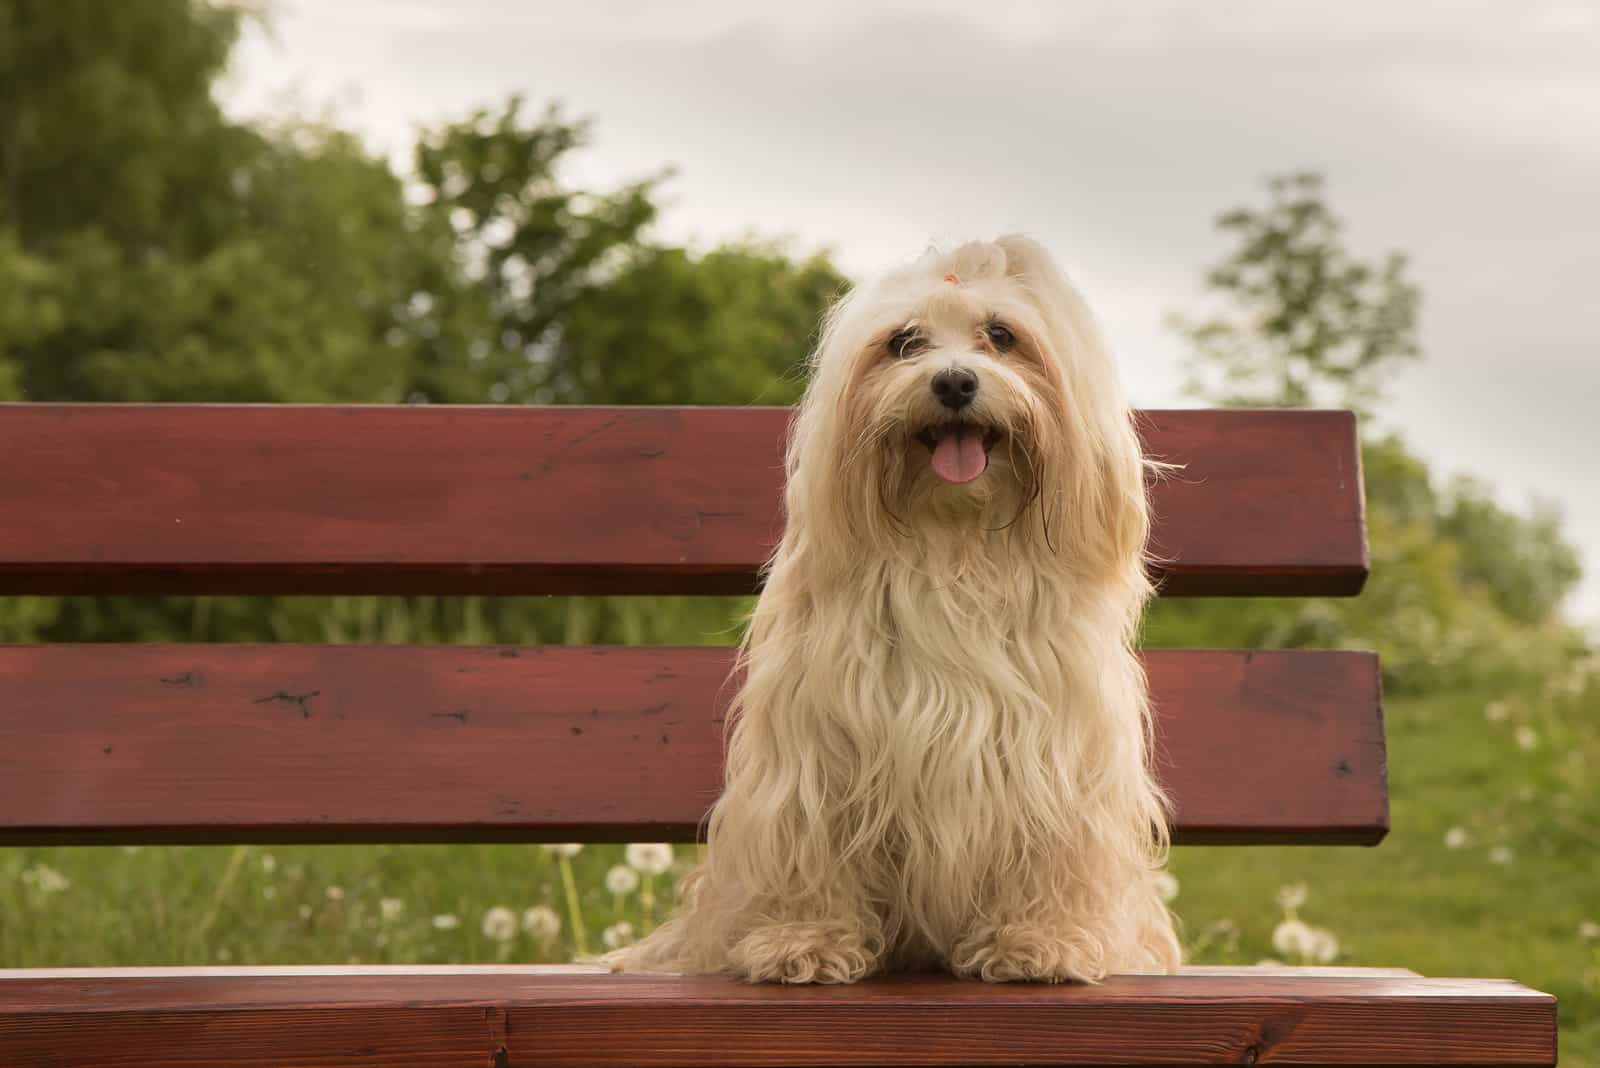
<box><xmin>0</xmin><ymin>404</ymin><xmax>1557</xmax><ymax>1066</ymax></box>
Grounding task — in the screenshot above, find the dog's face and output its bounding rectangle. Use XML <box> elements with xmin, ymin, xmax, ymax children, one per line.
<box><xmin>786</xmin><ymin>236</ymin><xmax>1149</xmax><ymax>575</ymax></box>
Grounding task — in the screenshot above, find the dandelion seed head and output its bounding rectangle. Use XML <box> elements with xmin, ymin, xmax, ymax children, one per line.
<box><xmin>542</xmin><ymin>843</ymin><xmax>584</xmax><ymax>858</ymax></box>
<box><xmin>481</xmin><ymin>906</ymin><xmax>518</xmax><ymax>943</ymax></box>
<box><xmin>1488</xmin><ymin>845</ymin><xmax>1514</xmax><ymax>865</ymax></box>
<box><xmin>1443</xmin><ymin>826</ymin><xmax>1470</xmax><ymax>850</ymax></box>
<box><xmin>1271</xmin><ymin>919</ymin><xmax>1317</xmax><ymax>960</ymax></box>
<box><xmin>1151</xmin><ymin>871</ymin><xmax>1179</xmax><ymax>903</ymax></box>
<box><xmin>625</xmin><ymin>843</ymin><xmax>674</xmax><ymax>875</ymax></box>
<box><xmin>602</xmin><ymin>922</ymin><xmax>636</xmax><ymax>950</ymax></box>
<box><xmin>1276</xmin><ymin>883</ymin><xmax>1308</xmax><ymax>911</ymax></box>
<box><xmin>431</xmin><ymin>913</ymin><xmax>461</xmax><ymax>930</ymax></box>
<box><xmin>324</xmin><ymin>885</ymin><xmax>345</xmax><ymax>902</ymax></box>
<box><xmin>1515</xmin><ymin>726</ymin><xmax>1539</xmax><ymax>752</ymax></box>
<box><xmin>380</xmin><ymin>897</ymin><xmax>405</xmax><ymax>922</ymax></box>
<box><xmin>1579</xmin><ymin>920</ymin><xmax>1600</xmax><ymax>941</ymax></box>
<box><xmin>522</xmin><ymin>905</ymin><xmax>561</xmax><ymax>942</ymax></box>
<box><xmin>20</xmin><ymin>865</ymin><xmax>70</xmax><ymax>894</ymax></box>
<box><xmin>259</xmin><ymin>853</ymin><xmax>277</xmax><ymax>875</ymax></box>
<box><xmin>606</xmin><ymin>865</ymin><xmax>641</xmax><ymax>896</ymax></box>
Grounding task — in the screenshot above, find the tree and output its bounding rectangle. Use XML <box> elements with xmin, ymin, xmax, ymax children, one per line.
<box><xmin>1149</xmin><ymin>173</ymin><xmax>1586</xmax><ymax>692</ymax></box>
<box><xmin>1170</xmin><ymin>171</ymin><xmax>1421</xmax><ymax>418</ymax></box>
<box><xmin>0</xmin><ymin>2</ymin><xmax>844</xmax><ymax>650</ymax></box>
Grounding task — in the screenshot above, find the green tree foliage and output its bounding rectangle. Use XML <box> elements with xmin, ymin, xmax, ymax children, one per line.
<box><xmin>1169</xmin><ymin>172</ymin><xmax>1420</xmax><ymax>418</ymax></box>
<box><xmin>0</xmin><ymin>0</ymin><xmax>843</xmax><ymax>649</ymax></box>
<box><xmin>1148</xmin><ymin>173</ymin><xmax>1586</xmax><ymax>692</ymax></box>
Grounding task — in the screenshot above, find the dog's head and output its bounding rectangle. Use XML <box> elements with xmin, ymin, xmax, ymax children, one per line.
<box><xmin>787</xmin><ymin>235</ymin><xmax>1149</xmax><ymax>576</ymax></box>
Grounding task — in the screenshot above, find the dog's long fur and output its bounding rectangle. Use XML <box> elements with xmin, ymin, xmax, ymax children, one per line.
<box><xmin>610</xmin><ymin>235</ymin><xmax>1181</xmax><ymax>983</ymax></box>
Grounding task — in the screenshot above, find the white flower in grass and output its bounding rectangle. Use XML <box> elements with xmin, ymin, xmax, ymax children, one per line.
<box><xmin>325</xmin><ymin>885</ymin><xmax>345</xmax><ymax>902</ymax></box>
<box><xmin>1151</xmin><ymin>871</ymin><xmax>1179</xmax><ymax>903</ymax></box>
<box><xmin>606</xmin><ymin>865</ymin><xmax>641</xmax><ymax>896</ymax></box>
<box><xmin>481</xmin><ymin>906</ymin><xmax>518</xmax><ymax>943</ymax></box>
<box><xmin>298</xmin><ymin>904</ymin><xmax>313</xmax><ymax>920</ymax></box>
<box><xmin>1443</xmin><ymin>826</ymin><xmax>1470</xmax><ymax>850</ymax></box>
<box><xmin>431</xmin><ymin>913</ymin><xmax>461</xmax><ymax>931</ymax></box>
<box><xmin>380</xmin><ymin>897</ymin><xmax>405</xmax><ymax>922</ymax></box>
<box><xmin>1271</xmin><ymin>919</ymin><xmax>1317</xmax><ymax>960</ymax></box>
<box><xmin>259</xmin><ymin>853</ymin><xmax>277</xmax><ymax>875</ymax></box>
<box><xmin>625</xmin><ymin>843</ymin><xmax>674</xmax><ymax>875</ymax></box>
<box><xmin>1484</xmin><ymin>701</ymin><xmax>1510</xmax><ymax>724</ymax></box>
<box><xmin>1514</xmin><ymin>726</ymin><xmax>1539</xmax><ymax>752</ymax></box>
<box><xmin>1307</xmin><ymin>928</ymin><xmax>1340</xmax><ymax>964</ymax></box>
<box><xmin>216</xmin><ymin>947</ymin><xmax>233</xmax><ymax>962</ymax></box>
<box><xmin>20</xmin><ymin>865</ymin><xmax>70</xmax><ymax>894</ymax></box>
<box><xmin>522</xmin><ymin>905</ymin><xmax>561</xmax><ymax>943</ymax></box>
<box><xmin>1487</xmin><ymin>845</ymin><xmax>1514</xmax><ymax>866</ymax></box>
<box><xmin>1579</xmin><ymin>920</ymin><xmax>1600</xmax><ymax>941</ymax></box>
<box><xmin>1276</xmin><ymin>883</ymin><xmax>1308</xmax><ymax>911</ymax></box>
<box><xmin>602</xmin><ymin>922</ymin><xmax>636</xmax><ymax>950</ymax></box>
<box><xmin>543</xmin><ymin>843</ymin><xmax>584</xmax><ymax>858</ymax></box>
<box><xmin>1255</xmin><ymin>959</ymin><xmax>1284</xmax><ymax>967</ymax></box>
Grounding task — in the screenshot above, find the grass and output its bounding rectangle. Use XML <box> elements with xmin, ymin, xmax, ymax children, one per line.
<box><xmin>3</xmin><ymin>687</ymin><xmax>1596</xmax><ymax>1064</ymax></box>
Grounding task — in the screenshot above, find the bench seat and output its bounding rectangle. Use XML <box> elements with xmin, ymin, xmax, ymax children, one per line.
<box><xmin>0</xmin><ymin>966</ymin><xmax>1556</xmax><ymax>1067</ymax></box>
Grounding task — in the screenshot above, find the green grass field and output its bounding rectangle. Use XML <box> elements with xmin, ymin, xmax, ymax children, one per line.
<box><xmin>4</xmin><ymin>687</ymin><xmax>1596</xmax><ymax>1063</ymax></box>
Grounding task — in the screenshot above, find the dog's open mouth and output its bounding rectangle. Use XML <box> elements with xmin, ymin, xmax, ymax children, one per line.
<box><xmin>915</xmin><ymin>423</ymin><xmax>1002</xmax><ymax>484</ymax></box>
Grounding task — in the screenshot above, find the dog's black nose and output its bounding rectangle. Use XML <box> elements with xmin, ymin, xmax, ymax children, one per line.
<box><xmin>931</xmin><ymin>368</ymin><xmax>979</xmax><ymax>410</ymax></box>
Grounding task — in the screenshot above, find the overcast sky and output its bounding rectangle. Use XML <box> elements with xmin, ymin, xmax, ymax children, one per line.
<box><xmin>226</xmin><ymin>1</ymin><xmax>1600</xmax><ymax>622</ymax></box>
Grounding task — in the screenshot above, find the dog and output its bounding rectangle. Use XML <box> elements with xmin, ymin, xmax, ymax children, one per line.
<box><xmin>609</xmin><ymin>235</ymin><xmax>1181</xmax><ymax>983</ymax></box>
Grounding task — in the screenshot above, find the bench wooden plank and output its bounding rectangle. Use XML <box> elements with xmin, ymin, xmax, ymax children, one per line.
<box><xmin>0</xmin><ymin>645</ymin><xmax>1387</xmax><ymax>846</ymax></box>
<box><xmin>0</xmin><ymin>404</ymin><xmax>1367</xmax><ymax>597</ymax></box>
<box><xmin>0</xmin><ymin>970</ymin><xmax>1556</xmax><ymax>1067</ymax></box>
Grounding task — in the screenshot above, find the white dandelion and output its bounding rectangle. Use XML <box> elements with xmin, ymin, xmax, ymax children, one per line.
<box><xmin>1151</xmin><ymin>871</ymin><xmax>1179</xmax><ymax>903</ymax></box>
<box><xmin>543</xmin><ymin>843</ymin><xmax>584</xmax><ymax>858</ymax></box>
<box><xmin>1487</xmin><ymin>845</ymin><xmax>1514</xmax><ymax>866</ymax></box>
<box><xmin>1579</xmin><ymin>920</ymin><xmax>1600</xmax><ymax>941</ymax></box>
<box><xmin>606</xmin><ymin>865</ymin><xmax>641</xmax><ymax>896</ymax></box>
<box><xmin>522</xmin><ymin>905</ymin><xmax>561</xmax><ymax>944</ymax></box>
<box><xmin>297</xmin><ymin>904</ymin><xmax>313</xmax><ymax>920</ymax></box>
<box><xmin>431</xmin><ymin>913</ymin><xmax>461</xmax><ymax>931</ymax></box>
<box><xmin>1515</xmin><ymin>726</ymin><xmax>1538</xmax><ymax>752</ymax></box>
<box><xmin>324</xmin><ymin>885</ymin><xmax>345</xmax><ymax>902</ymax></box>
<box><xmin>20</xmin><ymin>865</ymin><xmax>70</xmax><ymax>894</ymax></box>
<box><xmin>1307</xmin><ymin>928</ymin><xmax>1340</xmax><ymax>964</ymax></box>
<box><xmin>380</xmin><ymin>897</ymin><xmax>405</xmax><ymax>922</ymax></box>
<box><xmin>481</xmin><ymin>906</ymin><xmax>518</xmax><ymax>943</ymax></box>
<box><xmin>1271</xmin><ymin>919</ymin><xmax>1317</xmax><ymax>960</ymax></box>
<box><xmin>625</xmin><ymin>843</ymin><xmax>674</xmax><ymax>875</ymax></box>
<box><xmin>1443</xmin><ymin>826</ymin><xmax>1470</xmax><ymax>850</ymax></box>
<box><xmin>259</xmin><ymin>853</ymin><xmax>277</xmax><ymax>876</ymax></box>
<box><xmin>1276</xmin><ymin>883</ymin><xmax>1309</xmax><ymax>912</ymax></box>
<box><xmin>1484</xmin><ymin>701</ymin><xmax>1510</xmax><ymax>724</ymax></box>
<box><xmin>601</xmin><ymin>922</ymin><xmax>636</xmax><ymax>950</ymax></box>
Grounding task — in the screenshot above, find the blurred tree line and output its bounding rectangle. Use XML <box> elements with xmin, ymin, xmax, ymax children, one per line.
<box><xmin>0</xmin><ymin>1</ymin><xmax>1586</xmax><ymax>692</ymax></box>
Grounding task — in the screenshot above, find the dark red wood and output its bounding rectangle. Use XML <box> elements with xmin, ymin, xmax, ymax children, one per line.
<box><xmin>0</xmin><ymin>969</ymin><xmax>1556</xmax><ymax>1067</ymax></box>
<box><xmin>0</xmin><ymin>405</ymin><xmax>1367</xmax><ymax>597</ymax></box>
<box><xmin>0</xmin><ymin>645</ymin><xmax>1386</xmax><ymax>846</ymax></box>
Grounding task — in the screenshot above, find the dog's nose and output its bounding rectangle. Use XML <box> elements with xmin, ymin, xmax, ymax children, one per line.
<box><xmin>931</xmin><ymin>368</ymin><xmax>979</xmax><ymax>410</ymax></box>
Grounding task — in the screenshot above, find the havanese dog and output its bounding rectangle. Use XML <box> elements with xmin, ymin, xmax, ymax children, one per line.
<box><xmin>609</xmin><ymin>235</ymin><xmax>1181</xmax><ymax>983</ymax></box>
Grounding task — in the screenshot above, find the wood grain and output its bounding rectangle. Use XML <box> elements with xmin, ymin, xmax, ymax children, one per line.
<box><xmin>0</xmin><ymin>645</ymin><xmax>1387</xmax><ymax>846</ymax></box>
<box><xmin>0</xmin><ymin>969</ymin><xmax>1555</xmax><ymax>1067</ymax></box>
<box><xmin>0</xmin><ymin>404</ymin><xmax>1367</xmax><ymax>597</ymax></box>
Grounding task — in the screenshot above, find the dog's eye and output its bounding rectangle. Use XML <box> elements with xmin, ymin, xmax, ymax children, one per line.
<box><xmin>985</xmin><ymin>322</ymin><xmax>1016</xmax><ymax>350</ymax></box>
<box><xmin>887</xmin><ymin>328</ymin><xmax>926</xmax><ymax>359</ymax></box>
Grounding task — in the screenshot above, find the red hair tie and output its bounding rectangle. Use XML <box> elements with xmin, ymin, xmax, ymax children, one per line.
<box><xmin>943</xmin><ymin>273</ymin><xmax>960</xmax><ymax>284</ymax></box>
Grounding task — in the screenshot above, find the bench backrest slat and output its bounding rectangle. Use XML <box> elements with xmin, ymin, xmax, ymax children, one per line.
<box><xmin>0</xmin><ymin>645</ymin><xmax>1386</xmax><ymax>846</ymax></box>
<box><xmin>0</xmin><ymin>405</ymin><xmax>1367</xmax><ymax>597</ymax></box>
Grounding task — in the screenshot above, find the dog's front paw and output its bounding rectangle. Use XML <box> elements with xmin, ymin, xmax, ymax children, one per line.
<box><xmin>950</xmin><ymin>924</ymin><xmax>1104</xmax><ymax>984</ymax></box>
<box><xmin>729</xmin><ymin>921</ymin><xmax>879</xmax><ymax>984</ymax></box>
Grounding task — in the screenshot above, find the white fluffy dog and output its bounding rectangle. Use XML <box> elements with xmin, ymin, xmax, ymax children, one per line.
<box><xmin>611</xmin><ymin>235</ymin><xmax>1180</xmax><ymax>983</ymax></box>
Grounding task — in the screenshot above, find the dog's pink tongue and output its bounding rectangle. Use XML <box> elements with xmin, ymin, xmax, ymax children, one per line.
<box><xmin>931</xmin><ymin>426</ymin><xmax>988</xmax><ymax>483</ymax></box>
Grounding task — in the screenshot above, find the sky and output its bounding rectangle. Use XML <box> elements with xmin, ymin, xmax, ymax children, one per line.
<box><xmin>225</xmin><ymin>0</ymin><xmax>1600</xmax><ymax>622</ymax></box>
